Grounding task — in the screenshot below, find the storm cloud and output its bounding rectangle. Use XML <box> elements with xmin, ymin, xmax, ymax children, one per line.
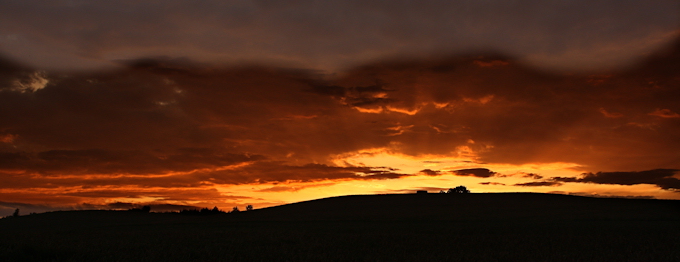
<box><xmin>553</xmin><ymin>169</ymin><xmax>680</xmax><ymax>190</ymax></box>
<box><xmin>0</xmin><ymin>1</ymin><xmax>677</xmax><ymax>72</ymax></box>
<box><xmin>452</xmin><ymin>168</ymin><xmax>498</xmax><ymax>178</ymax></box>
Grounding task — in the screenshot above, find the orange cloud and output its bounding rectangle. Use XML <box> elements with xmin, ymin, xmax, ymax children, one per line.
<box><xmin>473</xmin><ymin>60</ymin><xmax>509</xmax><ymax>67</ymax></box>
<box><xmin>599</xmin><ymin>108</ymin><xmax>623</xmax><ymax>118</ymax></box>
<box><xmin>649</xmin><ymin>108</ymin><xmax>680</xmax><ymax>118</ymax></box>
<box><xmin>0</xmin><ymin>134</ymin><xmax>17</xmax><ymax>143</ymax></box>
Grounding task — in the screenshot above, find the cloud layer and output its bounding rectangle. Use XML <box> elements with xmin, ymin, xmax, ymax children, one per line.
<box><xmin>0</xmin><ymin>1</ymin><xmax>678</xmax><ymax>71</ymax></box>
<box><xmin>1</xmin><ymin>33</ymin><xmax>680</xmax><ymax>214</ymax></box>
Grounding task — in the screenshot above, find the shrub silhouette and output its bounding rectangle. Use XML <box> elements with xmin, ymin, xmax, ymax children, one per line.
<box><xmin>246</xmin><ymin>205</ymin><xmax>253</xmax><ymax>211</ymax></box>
<box><xmin>447</xmin><ymin>186</ymin><xmax>470</xmax><ymax>194</ymax></box>
<box><xmin>129</xmin><ymin>205</ymin><xmax>151</xmax><ymax>213</ymax></box>
<box><xmin>231</xmin><ymin>206</ymin><xmax>240</xmax><ymax>213</ymax></box>
<box><xmin>179</xmin><ymin>209</ymin><xmax>200</xmax><ymax>215</ymax></box>
<box><xmin>13</xmin><ymin>208</ymin><xmax>19</xmax><ymax>217</ymax></box>
<box><xmin>179</xmin><ymin>207</ymin><xmax>225</xmax><ymax>215</ymax></box>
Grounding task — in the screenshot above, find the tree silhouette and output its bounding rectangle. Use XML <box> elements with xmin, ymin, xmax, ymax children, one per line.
<box><xmin>447</xmin><ymin>185</ymin><xmax>470</xmax><ymax>194</ymax></box>
<box><xmin>179</xmin><ymin>207</ymin><xmax>225</xmax><ymax>215</ymax></box>
<box><xmin>129</xmin><ymin>206</ymin><xmax>151</xmax><ymax>212</ymax></box>
<box><xmin>12</xmin><ymin>208</ymin><xmax>19</xmax><ymax>217</ymax></box>
<box><xmin>246</xmin><ymin>205</ymin><xmax>253</xmax><ymax>211</ymax></box>
<box><xmin>231</xmin><ymin>206</ymin><xmax>240</xmax><ymax>213</ymax></box>
<box><xmin>179</xmin><ymin>208</ymin><xmax>200</xmax><ymax>215</ymax></box>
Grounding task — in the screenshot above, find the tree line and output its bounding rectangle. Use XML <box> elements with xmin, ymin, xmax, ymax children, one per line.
<box><xmin>440</xmin><ymin>186</ymin><xmax>471</xmax><ymax>194</ymax></box>
<box><xmin>129</xmin><ymin>204</ymin><xmax>255</xmax><ymax>215</ymax></box>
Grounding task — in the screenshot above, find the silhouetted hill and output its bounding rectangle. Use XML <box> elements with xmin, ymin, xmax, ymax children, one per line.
<box><xmin>2</xmin><ymin>193</ymin><xmax>679</xmax><ymax>224</ymax></box>
<box><xmin>2</xmin><ymin>193</ymin><xmax>680</xmax><ymax>262</ymax></box>
<box><xmin>235</xmin><ymin>192</ymin><xmax>680</xmax><ymax>221</ymax></box>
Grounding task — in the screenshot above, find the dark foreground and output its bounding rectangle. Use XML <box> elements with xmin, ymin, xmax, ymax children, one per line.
<box><xmin>2</xmin><ymin>193</ymin><xmax>680</xmax><ymax>261</ymax></box>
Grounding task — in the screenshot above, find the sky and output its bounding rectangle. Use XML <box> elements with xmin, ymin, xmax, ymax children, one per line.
<box><xmin>1</xmin><ymin>0</ymin><xmax>680</xmax><ymax>216</ymax></box>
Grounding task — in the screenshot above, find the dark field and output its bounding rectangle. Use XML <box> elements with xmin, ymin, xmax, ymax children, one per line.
<box><xmin>2</xmin><ymin>193</ymin><xmax>680</xmax><ymax>261</ymax></box>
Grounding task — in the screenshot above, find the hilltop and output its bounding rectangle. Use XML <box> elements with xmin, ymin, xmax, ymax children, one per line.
<box><xmin>236</xmin><ymin>192</ymin><xmax>680</xmax><ymax>221</ymax></box>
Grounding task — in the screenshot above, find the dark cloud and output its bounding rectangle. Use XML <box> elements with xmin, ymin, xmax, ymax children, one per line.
<box><xmin>480</xmin><ymin>182</ymin><xmax>506</xmax><ymax>186</ymax></box>
<box><xmin>0</xmin><ymin>148</ymin><xmax>262</xmax><ymax>176</ymax></box>
<box><xmin>419</xmin><ymin>169</ymin><xmax>441</xmax><ymax>176</ymax></box>
<box><xmin>307</xmin><ymin>83</ymin><xmax>393</xmax><ymax>108</ymax></box>
<box><xmin>522</xmin><ymin>173</ymin><xmax>544</xmax><ymax>180</ymax></box>
<box><xmin>513</xmin><ymin>181</ymin><xmax>563</xmax><ymax>187</ymax></box>
<box><xmin>0</xmin><ymin>158</ymin><xmax>407</xmax><ymax>193</ymax></box>
<box><xmin>452</xmin><ymin>168</ymin><xmax>497</xmax><ymax>178</ymax></box>
<box><xmin>553</xmin><ymin>169</ymin><xmax>680</xmax><ymax>190</ymax></box>
<box><xmin>0</xmin><ymin>1</ymin><xmax>677</xmax><ymax>72</ymax></box>
<box><xmin>196</xmin><ymin>162</ymin><xmax>408</xmax><ymax>185</ymax></box>
<box><xmin>256</xmin><ymin>183</ymin><xmax>335</xmax><ymax>192</ymax></box>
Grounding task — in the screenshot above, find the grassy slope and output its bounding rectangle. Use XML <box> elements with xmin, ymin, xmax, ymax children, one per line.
<box><xmin>2</xmin><ymin>193</ymin><xmax>679</xmax><ymax>261</ymax></box>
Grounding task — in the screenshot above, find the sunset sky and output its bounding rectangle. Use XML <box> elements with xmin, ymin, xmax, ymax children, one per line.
<box><xmin>1</xmin><ymin>0</ymin><xmax>680</xmax><ymax>216</ymax></box>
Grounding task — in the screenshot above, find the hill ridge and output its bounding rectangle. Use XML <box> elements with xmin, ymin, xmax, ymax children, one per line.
<box><xmin>231</xmin><ymin>192</ymin><xmax>680</xmax><ymax>222</ymax></box>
